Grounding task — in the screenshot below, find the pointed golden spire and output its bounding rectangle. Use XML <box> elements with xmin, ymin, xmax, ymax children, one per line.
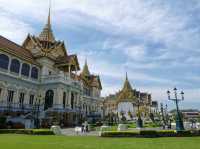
<box><xmin>39</xmin><ymin>1</ymin><xmax>55</xmax><ymax>43</ymax></box>
<box><xmin>82</xmin><ymin>59</ymin><xmax>90</xmax><ymax>76</ymax></box>
<box><xmin>117</xmin><ymin>73</ymin><xmax>135</xmax><ymax>101</ymax></box>
<box><xmin>47</xmin><ymin>4</ymin><xmax>51</xmax><ymax>29</ymax></box>
<box><xmin>122</xmin><ymin>72</ymin><xmax>133</xmax><ymax>91</ymax></box>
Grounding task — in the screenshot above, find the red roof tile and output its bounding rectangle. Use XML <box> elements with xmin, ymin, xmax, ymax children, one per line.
<box><xmin>0</xmin><ymin>35</ymin><xmax>39</xmax><ymax>65</ymax></box>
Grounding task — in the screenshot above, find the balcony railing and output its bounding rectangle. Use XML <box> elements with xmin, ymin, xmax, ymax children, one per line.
<box><xmin>0</xmin><ymin>100</ymin><xmax>45</xmax><ymax>112</ymax></box>
<box><xmin>41</xmin><ymin>73</ymin><xmax>81</xmax><ymax>87</ymax></box>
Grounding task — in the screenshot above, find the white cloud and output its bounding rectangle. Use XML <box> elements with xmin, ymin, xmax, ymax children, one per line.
<box><xmin>124</xmin><ymin>45</ymin><xmax>146</xmax><ymax>60</ymax></box>
<box><xmin>0</xmin><ymin>12</ymin><xmax>34</xmax><ymax>43</ymax></box>
<box><xmin>0</xmin><ymin>0</ymin><xmax>200</xmax><ymax>107</ymax></box>
<box><xmin>77</xmin><ymin>50</ymin><xmax>181</xmax><ymax>93</ymax></box>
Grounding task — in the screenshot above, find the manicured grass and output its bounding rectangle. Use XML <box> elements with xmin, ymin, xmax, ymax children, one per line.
<box><xmin>0</xmin><ymin>134</ymin><xmax>200</xmax><ymax>149</ymax></box>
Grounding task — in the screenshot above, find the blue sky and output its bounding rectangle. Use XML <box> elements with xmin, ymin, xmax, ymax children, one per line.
<box><xmin>0</xmin><ymin>0</ymin><xmax>200</xmax><ymax>109</ymax></box>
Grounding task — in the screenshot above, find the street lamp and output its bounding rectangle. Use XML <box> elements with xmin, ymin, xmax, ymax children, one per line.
<box><xmin>134</xmin><ymin>99</ymin><xmax>143</xmax><ymax>128</ymax></box>
<box><xmin>34</xmin><ymin>94</ymin><xmax>42</xmax><ymax>129</ymax></box>
<box><xmin>160</xmin><ymin>103</ymin><xmax>167</xmax><ymax>128</ymax></box>
<box><xmin>167</xmin><ymin>87</ymin><xmax>184</xmax><ymax>131</ymax></box>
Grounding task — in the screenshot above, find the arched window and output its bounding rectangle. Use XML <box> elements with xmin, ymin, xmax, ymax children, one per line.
<box><xmin>63</xmin><ymin>92</ymin><xmax>66</xmax><ymax>108</ymax></box>
<box><xmin>31</xmin><ymin>67</ymin><xmax>38</xmax><ymax>79</ymax></box>
<box><xmin>21</xmin><ymin>63</ymin><xmax>30</xmax><ymax>77</ymax></box>
<box><xmin>0</xmin><ymin>54</ymin><xmax>9</xmax><ymax>70</ymax></box>
<box><xmin>44</xmin><ymin>90</ymin><xmax>54</xmax><ymax>110</ymax></box>
<box><xmin>10</xmin><ymin>59</ymin><xmax>20</xmax><ymax>74</ymax></box>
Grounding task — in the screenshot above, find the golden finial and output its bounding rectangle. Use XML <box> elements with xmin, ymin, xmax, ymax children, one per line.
<box><xmin>39</xmin><ymin>0</ymin><xmax>55</xmax><ymax>43</ymax></box>
<box><xmin>82</xmin><ymin>59</ymin><xmax>90</xmax><ymax>76</ymax></box>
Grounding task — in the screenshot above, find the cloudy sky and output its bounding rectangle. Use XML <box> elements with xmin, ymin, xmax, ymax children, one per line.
<box><xmin>1</xmin><ymin>0</ymin><xmax>200</xmax><ymax>109</ymax></box>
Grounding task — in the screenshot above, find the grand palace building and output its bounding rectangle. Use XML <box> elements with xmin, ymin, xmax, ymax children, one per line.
<box><xmin>0</xmin><ymin>9</ymin><xmax>102</xmax><ymax>128</ymax></box>
<box><xmin>103</xmin><ymin>74</ymin><xmax>158</xmax><ymax>122</ymax></box>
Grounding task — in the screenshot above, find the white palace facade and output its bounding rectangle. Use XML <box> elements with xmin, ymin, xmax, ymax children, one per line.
<box><xmin>0</xmin><ymin>10</ymin><xmax>102</xmax><ymax>128</ymax></box>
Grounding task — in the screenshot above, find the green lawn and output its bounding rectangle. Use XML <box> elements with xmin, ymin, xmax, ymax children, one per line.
<box><xmin>0</xmin><ymin>134</ymin><xmax>200</xmax><ymax>149</ymax></box>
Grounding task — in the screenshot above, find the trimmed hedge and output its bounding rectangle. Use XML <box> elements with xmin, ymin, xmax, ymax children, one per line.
<box><xmin>100</xmin><ymin>131</ymin><xmax>139</xmax><ymax>137</ymax></box>
<box><xmin>0</xmin><ymin>129</ymin><xmax>54</xmax><ymax>135</ymax></box>
<box><xmin>157</xmin><ymin>130</ymin><xmax>176</xmax><ymax>137</ymax></box>
<box><xmin>100</xmin><ymin>130</ymin><xmax>200</xmax><ymax>138</ymax></box>
<box><xmin>31</xmin><ymin>129</ymin><xmax>54</xmax><ymax>135</ymax></box>
<box><xmin>176</xmin><ymin>130</ymin><xmax>192</xmax><ymax>137</ymax></box>
<box><xmin>140</xmin><ymin>130</ymin><xmax>157</xmax><ymax>137</ymax></box>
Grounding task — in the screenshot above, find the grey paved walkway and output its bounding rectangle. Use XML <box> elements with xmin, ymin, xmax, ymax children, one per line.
<box><xmin>61</xmin><ymin>128</ymin><xmax>99</xmax><ymax>136</ymax></box>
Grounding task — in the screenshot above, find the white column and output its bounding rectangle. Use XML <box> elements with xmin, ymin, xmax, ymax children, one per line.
<box><xmin>68</xmin><ymin>65</ymin><xmax>71</xmax><ymax>78</ymax></box>
<box><xmin>24</xmin><ymin>89</ymin><xmax>30</xmax><ymax>107</ymax></box>
<box><xmin>55</xmin><ymin>88</ymin><xmax>63</xmax><ymax>108</ymax></box>
<box><xmin>68</xmin><ymin>90</ymin><xmax>71</xmax><ymax>108</ymax></box>
<box><xmin>75</xmin><ymin>66</ymin><xmax>77</xmax><ymax>76</ymax></box>
<box><xmin>8</xmin><ymin>57</ymin><xmax>11</xmax><ymax>73</ymax></box>
<box><xmin>13</xmin><ymin>88</ymin><xmax>19</xmax><ymax>108</ymax></box>
<box><xmin>19</xmin><ymin>62</ymin><xmax>22</xmax><ymax>77</ymax></box>
<box><xmin>1</xmin><ymin>87</ymin><xmax>7</xmax><ymax>106</ymax></box>
<box><xmin>28</xmin><ymin>65</ymin><xmax>32</xmax><ymax>79</ymax></box>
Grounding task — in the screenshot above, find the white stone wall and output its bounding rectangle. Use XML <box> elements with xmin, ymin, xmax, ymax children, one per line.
<box><xmin>0</xmin><ymin>51</ymin><xmax>103</xmax><ymax>118</ymax></box>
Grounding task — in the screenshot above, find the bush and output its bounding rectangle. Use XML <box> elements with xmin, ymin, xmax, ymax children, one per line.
<box><xmin>157</xmin><ymin>130</ymin><xmax>176</xmax><ymax>137</ymax></box>
<box><xmin>0</xmin><ymin>117</ymin><xmax>6</xmax><ymax>124</ymax></box>
<box><xmin>0</xmin><ymin>129</ymin><xmax>32</xmax><ymax>134</ymax></box>
<box><xmin>176</xmin><ymin>130</ymin><xmax>192</xmax><ymax>137</ymax></box>
<box><xmin>32</xmin><ymin>129</ymin><xmax>54</xmax><ymax>135</ymax></box>
<box><xmin>0</xmin><ymin>129</ymin><xmax>54</xmax><ymax>135</ymax></box>
<box><xmin>100</xmin><ymin>130</ymin><xmax>200</xmax><ymax>138</ymax></box>
<box><xmin>101</xmin><ymin>131</ymin><xmax>139</xmax><ymax>137</ymax></box>
<box><xmin>12</xmin><ymin>123</ymin><xmax>25</xmax><ymax>129</ymax></box>
<box><xmin>144</xmin><ymin>122</ymin><xmax>160</xmax><ymax>128</ymax></box>
<box><xmin>128</xmin><ymin>123</ymin><xmax>136</xmax><ymax>128</ymax></box>
<box><xmin>140</xmin><ymin>130</ymin><xmax>157</xmax><ymax>137</ymax></box>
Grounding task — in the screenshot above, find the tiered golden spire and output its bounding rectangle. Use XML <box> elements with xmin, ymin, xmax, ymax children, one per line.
<box><xmin>39</xmin><ymin>3</ymin><xmax>55</xmax><ymax>43</ymax></box>
<box><xmin>81</xmin><ymin>59</ymin><xmax>90</xmax><ymax>76</ymax></box>
<box><xmin>117</xmin><ymin>72</ymin><xmax>135</xmax><ymax>101</ymax></box>
<box><xmin>122</xmin><ymin>72</ymin><xmax>133</xmax><ymax>91</ymax></box>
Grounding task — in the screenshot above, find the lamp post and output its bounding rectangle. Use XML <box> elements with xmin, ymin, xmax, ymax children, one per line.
<box><xmin>160</xmin><ymin>103</ymin><xmax>166</xmax><ymax>128</ymax></box>
<box><xmin>134</xmin><ymin>99</ymin><xmax>143</xmax><ymax>128</ymax></box>
<box><xmin>34</xmin><ymin>94</ymin><xmax>42</xmax><ymax>129</ymax></box>
<box><xmin>167</xmin><ymin>88</ymin><xmax>184</xmax><ymax>131</ymax></box>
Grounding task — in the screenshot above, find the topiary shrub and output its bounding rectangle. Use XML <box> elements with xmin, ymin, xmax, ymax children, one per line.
<box><xmin>139</xmin><ymin>130</ymin><xmax>157</xmax><ymax>137</ymax></box>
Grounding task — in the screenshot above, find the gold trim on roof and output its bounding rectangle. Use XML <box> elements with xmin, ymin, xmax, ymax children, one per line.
<box><xmin>81</xmin><ymin>59</ymin><xmax>90</xmax><ymax>76</ymax></box>
<box><xmin>117</xmin><ymin>73</ymin><xmax>137</xmax><ymax>103</ymax></box>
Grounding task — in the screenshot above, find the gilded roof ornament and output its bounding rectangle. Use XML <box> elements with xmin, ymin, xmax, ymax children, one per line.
<box><xmin>117</xmin><ymin>73</ymin><xmax>136</xmax><ymax>102</ymax></box>
<box><xmin>81</xmin><ymin>59</ymin><xmax>90</xmax><ymax>76</ymax></box>
<box><xmin>39</xmin><ymin>4</ymin><xmax>55</xmax><ymax>44</ymax></box>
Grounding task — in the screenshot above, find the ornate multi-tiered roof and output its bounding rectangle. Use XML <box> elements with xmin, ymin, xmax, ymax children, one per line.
<box><xmin>39</xmin><ymin>7</ymin><xmax>55</xmax><ymax>43</ymax></box>
<box><xmin>104</xmin><ymin>73</ymin><xmax>151</xmax><ymax>105</ymax></box>
<box><xmin>117</xmin><ymin>73</ymin><xmax>137</xmax><ymax>103</ymax></box>
<box><xmin>22</xmin><ymin>7</ymin><xmax>80</xmax><ymax>72</ymax></box>
<box><xmin>79</xmin><ymin>60</ymin><xmax>102</xmax><ymax>90</ymax></box>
